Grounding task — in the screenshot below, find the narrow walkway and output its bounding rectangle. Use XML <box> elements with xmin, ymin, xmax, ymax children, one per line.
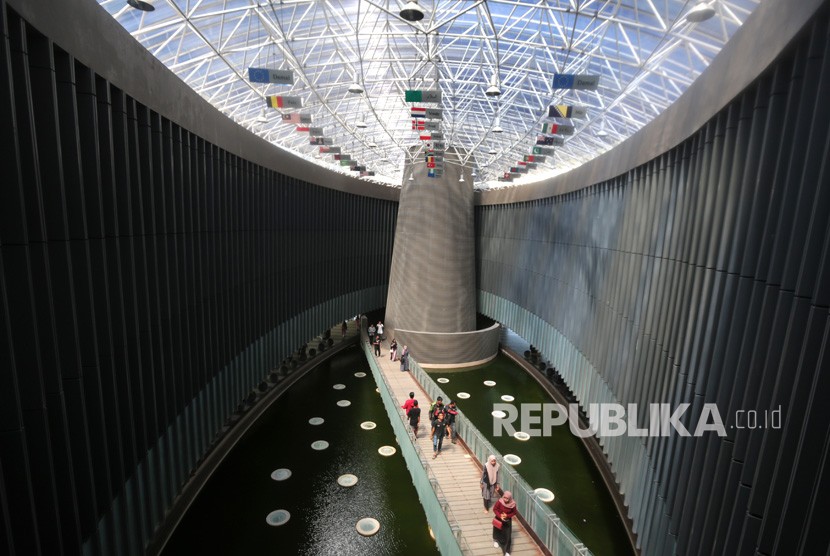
<box><xmin>369</xmin><ymin>336</ymin><xmax>544</xmax><ymax>556</ymax></box>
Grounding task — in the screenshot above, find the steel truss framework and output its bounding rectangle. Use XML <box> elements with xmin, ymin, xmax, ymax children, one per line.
<box><xmin>98</xmin><ymin>0</ymin><xmax>760</xmax><ymax>188</ymax></box>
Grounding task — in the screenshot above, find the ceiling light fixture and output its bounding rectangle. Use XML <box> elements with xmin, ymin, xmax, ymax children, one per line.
<box><xmin>686</xmin><ymin>2</ymin><xmax>716</xmax><ymax>22</ymax></box>
<box><xmin>348</xmin><ymin>82</ymin><xmax>364</xmax><ymax>94</ymax></box>
<box><xmin>399</xmin><ymin>0</ymin><xmax>425</xmax><ymax>22</ymax></box>
<box><xmin>126</xmin><ymin>0</ymin><xmax>155</xmax><ymax>11</ymax></box>
<box><xmin>356</xmin><ymin>114</ymin><xmax>367</xmax><ymax>128</ymax></box>
<box><xmin>459</xmin><ymin>172</ymin><xmax>465</xmax><ymax>182</ymax></box>
<box><xmin>256</xmin><ymin>108</ymin><xmax>268</xmax><ymax>123</ymax></box>
<box><xmin>485</xmin><ymin>77</ymin><xmax>501</xmax><ymax>97</ymax></box>
<box><xmin>492</xmin><ymin>117</ymin><xmax>504</xmax><ymax>134</ymax></box>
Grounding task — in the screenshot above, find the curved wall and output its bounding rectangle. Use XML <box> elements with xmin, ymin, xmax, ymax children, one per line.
<box><xmin>476</xmin><ymin>6</ymin><xmax>830</xmax><ymax>556</ymax></box>
<box><xmin>0</xmin><ymin>1</ymin><xmax>396</xmax><ymax>554</ymax></box>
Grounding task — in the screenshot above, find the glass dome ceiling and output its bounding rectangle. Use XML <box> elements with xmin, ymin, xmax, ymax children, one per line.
<box><xmin>98</xmin><ymin>0</ymin><xmax>760</xmax><ymax>188</ymax></box>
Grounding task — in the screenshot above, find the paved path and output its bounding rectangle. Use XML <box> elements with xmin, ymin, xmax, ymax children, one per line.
<box><xmin>369</xmin><ymin>336</ymin><xmax>544</xmax><ymax>556</ymax></box>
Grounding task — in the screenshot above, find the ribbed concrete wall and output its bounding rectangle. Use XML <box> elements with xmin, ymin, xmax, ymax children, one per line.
<box><xmin>476</xmin><ymin>9</ymin><xmax>830</xmax><ymax>556</ymax></box>
<box><xmin>0</xmin><ymin>2</ymin><xmax>396</xmax><ymax>554</ymax></box>
<box><xmin>385</xmin><ymin>146</ymin><xmax>476</xmax><ymax>334</ymax></box>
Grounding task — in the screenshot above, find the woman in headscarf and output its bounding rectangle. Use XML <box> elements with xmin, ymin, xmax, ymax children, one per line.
<box><xmin>492</xmin><ymin>490</ymin><xmax>518</xmax><ymax>556</ymax></box>
<box><xmin>480</xmin><ymin>455</ymin><xmax>501</xmax><ymax>513</ymax></box>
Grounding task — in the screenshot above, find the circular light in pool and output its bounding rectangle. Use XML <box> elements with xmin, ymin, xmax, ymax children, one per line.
<box><xmin>483</xmin><ymin>380</ymin><xmax>496</xmax><ymax>387</ymax></box>
<box><xmin>308</xmin><ymin>417</ymin><xmax>324</xmax><ymax>425</ymax></box>
<box><xmin>500</xmin><ymin>395</ymin><xmax>515</xmax><ymax>402</ymax></box>
<box><xmin>360</xmin><ymin>421</ymin><xmax>377</xmax><ymax>430</ymax></box>
<box><xmin>503</xmin><ymin>454</ymin><xmax>522</xmax><ymax>465</ymax></box>
<box><xmin>333</xmin><ymin>384</ymin><xmax>346</xmax><ymax>390</ymax></box>
<box><xmin>270</xmin><ymin>468</ymin><xmax>292</xmax><ymax>481</ymax></box>
<box><xmin>311</xmin><ymin>440</ymin><xmax>329</xmax><ymax>450</ymax></box>
<box><xmin>356</xmin><ymin>517</ymin><xmax>381</xmax><ymax>536</ymax></box>
<box><xmin>378</xmin><ymin>446</ymin><xmax>397</xmax><ymax>456</ymax></box>
<box><xmin>513</xmin><ymin>431</ymin><xmax>531</xmax><ymax>441</ymax></box>
<box><xmin>437</xmin><ymin>378</ymin><xmax>449</xmax><ymax>384</ymax></box>
<box><xmin>456</xmin><ymin>392</ymin><xmax>470</xmax><ymax>399</ymax></box>
<box><xmin>337</xmin><ymin>400</ymin><xmax>351</xmax><ymax>407</ymax></box>
<box><xmin>265</xmin><ymin>509</ymin><xmax>290</xmax><ymax>526</ymax></box>
<box><xmin>375</xmin><ymin>388</ymin><xmax>380</xmax><ymax>393</ymax></box>
<box><xmin>354</xmin><ymin>372</ymin><xmax>367</xmax><ymax>378</ymax></box>
<box><xmin>534</xmin><ymin>488</ymin><xmax>555</xmax><ymax>502</ymax></box>
<box><xmin>491</xmin><ymin>410</ymin><xmax>507</xmax><ymax>419</ymax></box>
<box><xmin>337</xmin><ymin>474</ymin><xmax>359</xmax><ymax>487</ymax></box>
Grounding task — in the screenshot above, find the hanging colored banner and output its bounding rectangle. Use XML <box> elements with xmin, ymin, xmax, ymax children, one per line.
<box><xmin>542</xmin><ymin>122</ymin><xmax>574</xmax><ymax>135</ymax></box>
<box><xmin>281</xmin><ymin>112</ymin><xmax>311</xmax><ymax>124</ymax></box>
<box><xmin>532</xmin><ymin>146</ymin><xmax>553</xmax><ymax>155</ymax></box>
<box><xmin>295</xmin><ymin>126</ymin><xmax>309</xmax><ymax>133</ymax></box>
<box><xmin>536</xmin><ymin>135</ymin><xmax>564</xmax><ymax>146</ymax></box>
<box><xmin>524</xmin><ymin>154</ymin><xmax>546</xmax><ymax>163</ymax></box>
<box><xmin>404</xmin><ymin>89</ymin><xmax>442</xmax><ymax>103</ymax></box>
<box><xmin>548</xmin><ymin>105</ymin><xmax>587</xmax><ymax>119</ymax></box>
<box><xmin>248</xmin><ymin>67</ymin><xmax>294</xmax><ymax>85</ymax></box>
<box><xmin>411</xmin><ymin>107</ymin><xmax>427</xmax><ymax>118</ymax></box>
<box><xmin>551</xmin><ymin>74</ymin><xmax>600</xmax><ymax>90</ymax></box>
<box><xmin>266</xmin><ymin>95</ymin><xmax>302</xmax><ymax>109</ymax></box>
<box><xmin>425</xmin><ymin>108</ymin><xmax>443</xmax><ymax>120</ymax></box>
<box><xmin>412</xmin><ymin>120</ymin><xmax>426</xmax><ymax>130</ymax></box>
<box><xmin>309</xmin><ymin>137</ymin><xmax>333</xmax><ymax>145</ymax></box>
<box><xmin>319</xmin><ymin>146</ymin><xmax>340</xmax><ymax>154</ymax></box>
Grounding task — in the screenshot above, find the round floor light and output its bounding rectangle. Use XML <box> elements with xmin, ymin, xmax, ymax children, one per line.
<box><xmin>265</xmin><ymin>509</ymin><xmax>290</xmax><ymax>526</ymax></box>
<box><xmin>354</xmin><ymin>372</ymin><xmax>367</xmax><ymax>378</ymax></box>
<box><xmin>337</xmin><ymin>474</ymin><xmax>359</xmax><ymax>487</ymax></box>
<box><xmin>514</xmin><ymin>431</ymin><xmax>530</xmax><ymax>441</ymax></box>
<box><xmin>356</xmin><ymin>517</ymin><xmax>380</xmax><ymax>536</ymax></box>
<box><xmin>483</xmin><ymin>380</ymin><xmax>496</xmax><ymax>387</ymax></box>
<box><xmin>457</xmin><ymin>392</ymin><xmax>470</xmax><ymax>399</ymax></box>
<box><xmin>503</xmin><ymin>454</ymin><xmax>522</xmax><ymax>465</ymax></box>
<box><xmin>333</xmin><ymin>384</ymin><xmax>346</xmax><ymax>390</ymax></box>
<box><xmin>378</xmin><ymin>446</ymin><xmax>396</xmax><ymax>456</ymax></box>
<box><xmin>308</xmin><ymin>417</ymin><xmax>324</xmax><ymax>425</ymax></box>
<box><xmin>311</xmin><ymin>440</ymin><xmax>329</xmax><ymax>450</ymax></box>
<box><xmin>491</xmin><ymin>410</ymin><xmax>507</xmax><ymax>419</ymax></box>
<box><xmin>360</xmin><ymin>421</ymin><xmax>377</xmax><ymax>430</ymax></box>
<box><xmin>500</xmin><ymin>395</ymin><xmax>515</xmax><ymax>402</ymax></box>
<box><xmin>437</xmin><ymin>378</ymin><xmax>449</xmax><ymax>384</ymax></box>
<box><xmin>270</xmin><ymin>468</ymin><xmax>292</xmax><ymax>481</ymax></box>
<box><xmin>534</xmin><ymin>488</ymin><xmax>555</xmax><ymax>502</ymax></box>
<box><xmin>337</xmin><ymin>400</ymin><xmax>351</xmax><ymax>407</ymax></box>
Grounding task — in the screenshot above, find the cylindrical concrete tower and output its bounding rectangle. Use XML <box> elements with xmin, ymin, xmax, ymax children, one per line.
<box><xmin>385</xmin><ymin>147</ymin><xmax>499</xmax><ymax>367</ymax></box>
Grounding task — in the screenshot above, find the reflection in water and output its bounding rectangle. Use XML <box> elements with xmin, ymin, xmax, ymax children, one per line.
<box><xmin>163</xmin><ymin>347</ymin><xmax>438</xmax><ymax>556</ymax></box>
<box><xmin>429</xmin><ymin>352</ymin><xmax>633</xmax><ymax>556</ymax></box>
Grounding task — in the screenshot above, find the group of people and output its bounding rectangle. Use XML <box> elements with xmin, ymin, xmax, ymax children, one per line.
<box><xmin>402</xmin><ymin>391</ymin><xmax>516</xmax><ymax>555</ymax></box>
<box><xmin>482</xmin><ymin>454</ymin><xmax>518</xmax><ymax>556</ymax></box>
<box><xmin>367</xmin><ymin>322</ymin><xmax>410</xmax><ymax>371</ymax></box>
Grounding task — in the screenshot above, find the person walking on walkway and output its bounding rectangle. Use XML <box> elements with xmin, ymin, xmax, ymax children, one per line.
<box><xmin>431</xmin><ymin>411</ymin><xmax>448</xmax><ymax>458</ymax></box>
<box><xmin>400</xmin><ymin>345</ymin><xmax>410</xmax><ymax>372</ymax></box>
<box><xmin>368</xmin><ymin>323</ymin><xmax>376</xmax><ymax>343</ymax></box>
<box><xmin>376</xmin><ymin>321</ymin><xmax>384</xmax><ymax>338</ymax></box>
<box><xmin>401</xmin><ymin>392</ymin><xmax>416</xmax><ymax>413</ymax></box>
<box><xmin>445</xmin><ymin>400</ymin><xmax>459</xmax><ymax>443</ymax></box>
<box><xmin>492</xmin><ymin>490</ymin><xmax>518</xmax><ymax>556</ymax></box>
<box><xmin>373</xmin><ymin>334</ymin><xmax>381</xmax><ymax>356</ymax></box>
<box><xmin>389</xmin><ymin>338</ymin><xmax>398</xmax><ymax>361</ymax></box>
<box><xmin>341</xmin><ymin>320</ymin><xmax>348</xmax><ymax>339</ymax></box>
<box><xmin>481</xmin><ymin>455</ymin><xmax>501</xmax><ymax>513</ymax></box>
<box><xmin>407</xmin><ymin>400</ymin><xmax>421</xmax><ymax>438</ymax></box>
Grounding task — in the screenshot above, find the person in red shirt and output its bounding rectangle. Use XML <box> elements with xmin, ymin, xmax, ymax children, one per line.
<box><xmin>492</xmin><ymin>490</ymin><xmax>518</xmax><ymax>556</ymax></box>
<box><xmin>401</xmin><ymin>392</ymin><xmax>416</xmax><ymax>412</ymax></box>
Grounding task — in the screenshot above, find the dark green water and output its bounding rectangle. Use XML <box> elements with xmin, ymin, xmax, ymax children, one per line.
<box><xmin>164</xmin><ymin>346</ymin><xmax>438</xmax><ymax>556</ymax></box>
<box><xmin>429</xmin><ymin>354</ymin><xmax>633</xmax><ymax>556</ymax></box>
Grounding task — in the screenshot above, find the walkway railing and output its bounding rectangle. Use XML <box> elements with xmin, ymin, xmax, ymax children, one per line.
<box><xmin>360</xmin><ymin>325</ymin><xmax>470</xmax><ymax>555</ymax></box>
<box><xmin>408</xmin><ymin>357</ymin><xmax>594</xmax><ymax>556</ymax></box>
